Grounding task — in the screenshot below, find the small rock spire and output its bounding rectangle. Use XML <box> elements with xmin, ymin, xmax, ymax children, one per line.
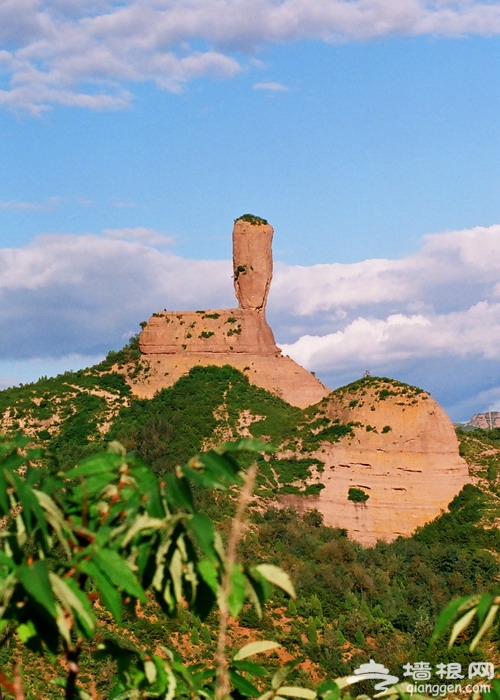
<box><xmin>232</xmin><ymin>214</ymin><xmax>274</xmax><ymax>312</ymax></box>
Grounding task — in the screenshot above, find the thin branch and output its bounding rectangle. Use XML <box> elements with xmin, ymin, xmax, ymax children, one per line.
<box><xmin>13</xmin><ymin>663</ymin><xmax>25</xmax><ymax>700</ymax></box>
<box><xmin>64</xmin><ymin>644</ymin><xmax>81</xmax><ymax>700</ymax></box>
<box><xmin>215</xmin><ymin>462</ymin><xmax>257</xmax><ymax>700</ymax></box>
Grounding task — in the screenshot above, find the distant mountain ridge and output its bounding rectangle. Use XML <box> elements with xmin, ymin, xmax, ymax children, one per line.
<box><xmin>464</xmin><ymin>411</ymin><xmax>500</xmax><ymax>429</ymax></box>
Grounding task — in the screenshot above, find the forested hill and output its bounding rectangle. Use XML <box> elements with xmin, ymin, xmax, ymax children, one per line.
<box><xmin>0</xmin><ymin>340</ymin><xmax>473</xmax><ymax>543</ymax></box>
<box><xmin>0</xmin><ymin>346</ymin><xmax>499</xmax><ymax>697</ymax></box>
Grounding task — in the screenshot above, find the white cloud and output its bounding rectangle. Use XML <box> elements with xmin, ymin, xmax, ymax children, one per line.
<box><xmin>253</xmin><ymin>81</ymin><xmax>289</xmax><ymax>92</ymax></box>
<box><xmin>270</xmin><ymin>224</ymin><xmax>500</xmax><ymax>319</ymax></box>
<box><xmin>2</xmin><ymin>0</ymin><xmax>500</xmax><ymax>112</ymax></box>
<box><xmin>103</xmin><ymin>227</ymin><xmax>174</xmax><ymax>246</ymax></box>
<box><xmin>0</xmin><ymin>232</ymin><xmax>233</xmax><ymax>359</ymax></box>
<box><xmin>0</xmin><ymin>196</ymin><xmax>62</xmax><ymax>211</ymax></box>
<box><xmin>1</xmin><ymin>221</ymin><xmax>500</xmax><ymax>419</ymax></box>
<box><xmin>279</xmin><ymin>301</ymin><xmax>500</xmax><ymax>373</ymax></box>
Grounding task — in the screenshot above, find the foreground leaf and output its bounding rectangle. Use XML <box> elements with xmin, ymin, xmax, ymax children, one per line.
<box><xmin>234</xmin><ymin>641</ymin><xmax>282</xmax><ymax>660</ymax></box>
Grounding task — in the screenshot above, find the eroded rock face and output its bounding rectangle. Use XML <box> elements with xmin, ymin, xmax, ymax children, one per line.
<box><xmin>137</xmin><ymin>215</ymin><xmax>330</xmax><ymax>408</ymax></box>
<box><xmin>139</xmin><ymin>309</ymin><xmax>278</xmax><ymax>355</ymax></box>
<box><xmin>232</xmin><ymin>216</ymin><xmax>273</xmax><ymax>312</ymax></box>
<box><xmin>136</xmin><ymin>217</ymin><xmax>468</xmax><ymax>542</ymax></box>
<box><xmin>466</xmin><ymin>411</ymin><xmax>500</xmax><ymax>429</ymax></box>
<box><xmin>283</xmin><ymin>378</ymin><xmax>469</xmax><ymax>545</ymax></box>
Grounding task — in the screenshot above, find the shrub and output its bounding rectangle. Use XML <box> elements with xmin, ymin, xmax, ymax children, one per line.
<box><xmin>348</xmin><ymin>487</ymin><xmax>369</xmax><ymax>503</ymax></box>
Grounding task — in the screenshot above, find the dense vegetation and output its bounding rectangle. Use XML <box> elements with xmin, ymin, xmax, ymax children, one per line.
<box><xmin>0</xmin><ymin>356</ymin><xmax>499</xmax><ymax>698</ymax></box>
<box><xmin>235</xmin><ymin>214</ymin><xmax>269</xmax><ymax>226</ymax></box>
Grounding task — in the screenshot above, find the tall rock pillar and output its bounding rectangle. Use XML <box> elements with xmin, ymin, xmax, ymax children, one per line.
<box><xmin>233</xmin><ymin>215</ymin><xmax>273</xmax><ymax>312</ymax></box>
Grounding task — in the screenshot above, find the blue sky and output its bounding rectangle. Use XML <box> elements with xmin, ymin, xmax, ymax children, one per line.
<box><xmin>1</xmin><ymin>0</ymin><xmax>500</xmax><ymax>422</ymax></box>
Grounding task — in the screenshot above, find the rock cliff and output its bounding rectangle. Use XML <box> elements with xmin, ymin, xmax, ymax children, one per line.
<box><xmin>464</xmin><ymin>411</ymin><xmax>500</xmax><ymax>429</ymax></box>
<box><xmin>282</xmin><ymin>377</ymin><xmax>469</xmax><ymax>545</ymax></box>
<box><xmin>137</xmin><ymin>215</ymin><xmax>329</xmax><ymax>408</ymax></box>
<box><xmin>232</xmin><ymin>215</ymin><xmax>273</xmax><ymax>311</ymax></box>
<box><xmin>135</xmin><ymin>216</ymin><xmax>469</xmax><ymax>544</ymax></box>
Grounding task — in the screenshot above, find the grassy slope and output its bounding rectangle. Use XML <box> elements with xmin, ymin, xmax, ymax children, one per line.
<box><xmin>0</xmin><ymin>355</ymin><xmax>499</xmax><ymax>697</ymax></box>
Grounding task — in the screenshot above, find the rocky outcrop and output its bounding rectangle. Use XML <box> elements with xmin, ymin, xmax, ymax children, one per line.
<box><xmin>282</xmin><ymin>378</ymin><xmax>469</xmax><ymax>545</ymax></box>
<box><xmin>136</xmin><ymin>216</ymin><xmax>468</xmax><ymax>544</ymax></box>
<box><xmin>137</xmin><ymin>215</ymin><xmax>329</xmax><ymax>408</ymax></box>
<box><xmin>139</xmin><ymin>309</ymin><xmax>279</xmax><ymax>355</ymax></box>
<box><xmin>464</xmin><ymin>411</ymin><xmax>500</xmax><ymax>429</ymax></box>
<box><xmin>232</xmin><ymin>216</ymin><xmax>273</xmax><ymax>311</ymax></box>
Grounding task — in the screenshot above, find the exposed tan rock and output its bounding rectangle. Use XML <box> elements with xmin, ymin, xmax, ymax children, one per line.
<box><xmin>466</xmin><ymin>411</ymin><xmax>500</xmax><ymax>429</ymax></box>
<box><xmin>283</xmin><ymin>379</ymin><xmax>469</xmax><ymax>545</ymax></box>
<box><xmin>136</xmin><ymin>216</ymin><xmax>468</xmax><ymax>544</ymax></box>
<box><xmin>139</xmin><ymin>309</ymin><xmax>279</xmax><ymax>355</ymax></box>
<box><xmin>129</xmin><ymin>352</ymin><xmax>329</xmax><ymax>409</ymax></box>
<box><xmin>137</xmin><ymin>215</ymin><xmax>330</xmax><ymax>408</ymax></box>
<box><xmin>232</xmin><ymin>216</ymin><xmax>273</xmax><ymax>311</ymax></box>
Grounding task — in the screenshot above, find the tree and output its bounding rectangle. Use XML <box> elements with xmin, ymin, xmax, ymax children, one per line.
<box><xmin>0</xmin><ymin>431</ymin><xmax>496</xmax><ymax>700</ymax></box>
<box><xmin>0</xmin><ymin>433</ymin><xmax>319</xmax><ymax>700</ymax></box>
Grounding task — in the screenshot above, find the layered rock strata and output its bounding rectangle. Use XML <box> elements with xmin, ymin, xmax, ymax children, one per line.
<box><xmin>137</xmin><ymin>216</ymin><xmax>330</xmax><ymax>408</ymax></box>
<box><xmin>282</xmin><ymin>380</ymin><xmax>469</xmax><ymax>545</ymax></box>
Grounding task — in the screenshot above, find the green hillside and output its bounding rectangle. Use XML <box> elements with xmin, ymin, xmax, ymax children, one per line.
<box><xmin>0</xmin><ymin>349</ymin><xmax>499</xmax><ymax>698</ymax></box>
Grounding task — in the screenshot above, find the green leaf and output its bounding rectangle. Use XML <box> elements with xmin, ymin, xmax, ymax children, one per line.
<box><xmin>449</xmin><ymin>607</ymin><xmax>477</xmax><ymax>647</ymax></box>
<box><xmin>272</xmin><ymin>664</ymin><xmax>296</xmax><ymax>691</ymax></box>
<box><xmin>91</xmin><ymin>548</ymin><xmax>145</xmax><ymax>601</ymax></box>
<box><xmin>165</xmin><ymin>473</ymin><xmax>194</xmax><ymax>512</ymax></box>
<box><xmin>244</xmin><ymin>568</ymin><xmax>270</xmax><ymax>618</ymax></box>
<box><xmin>78</xmin><ymin>473</ymin><xmax>118</xmax><ymax>499</ymax></box>
<box><xmin>8</xmin><ymin>472</ymin><xmax>49</xmax><ymax>544</ymax></box>
<box><xmin>278</xmin><ymin>687</ymin><xmax>316</xmax><ymax>699</ymax></box>
<box><xmin>229</xmin><ymin>669</ymin><xmax>261</xmax><ymax>698</ymax></box>
<box><xmin>485</xmin><ymin>679</ymin><xmax>500</xmax><ymax>700</ymax></box>
<box><xmin>197</xmin><ymin>559</ymin><xmax>219</xmax><ymax>595</ymax></box>
<box><xmin>182</xmin><ymin>464</ymin><xmax>226</xmax><ymax>489</ymax></box>
<box><xmin>476</xmin><ymin>593</ymin><xmax>494</xmax><ymax>625</ymax></box>
<box><xmin>233</xmin><ymin>659</ymin><xmax>268</xmax><ymax>677</ymax></box>
<box><xmin>234</xmin><ymin>640</ymin><xmax>282</xmax><ymax>660</ymax></box>
<box><xmin>0</xmin><ymin>471</ymin><xmax>10</xmax><ymax>513</ymax></box>
<box><xmin>78</xmin><ymin>559</ymin><xmax>123</xmax><ymax>624</ymax></box>
<box><xmin>17</xmin><ymin>560</ymin><xmax>57</xmax><ymax>618</ymax></box>
<box><xmin>216</xmin><ymin>438</ymin><xmax>274</xmax><ymax>455</ymax></box>
<box><xmin>431</xmin><ymin>595</ymin><xmax>475</xmax><ymax>641</ymax></box>
<box><xmin>470</xmin><ymin>603</ymin><xmax>499</xmax><ymax>651</ymax></box>
<box><xmin>254</xmin><ymin>564</ymin><xmax>296</xmax><ymax>599</ymax></box>
<box><xmin>34</xmin><ymin>490</ymin><xmax>72</xmax><ymax>557</ymax></box>
<box><xmin>188</xmin><ymin>513</ymin><xmax>216</xmax><ymax>560</ymax></box>
<box><xmin>49</xmin><ymin>572</ymin><xmax>95</xmax><ymax>638</ymax></box>
<box><xmin>121</xmin><ymin>514</ymin><xmax>166</xmax><ymax>547</ymax></box>
<box><xmin>0</xmin><ymin>572</ymin><xmax>16</xmax><ymax>618</ymax></box>
<box><xmin>198</xmin><ymin>451</ymin><xmax>242</xmax><ymax>485</ymax></box>
<box><xmin>227</xmin><ymin>564</ymin><xmax>247</xmax><ymax>617</ymax></box>
<box><xmin>17</xmin><ymin>620</ymin><xmax>37</xmax><ymax>643</ymax></box>
<box><xmin>169</xmin><ymin>545</ymin><xmax>184</xmax><ymax>603</ymax></box>
<box><xmin>316</xmin><ymin>680</ymin><xmax>342</xmax><ymax>700</ymax></box>
<box><xmin>144</xmin><ymin>659</ymin><xmax>157</xmax><ymax>684</ymax></box>
<box><xmin>65</xmin><ymin>453</ymin><xmax>122</xmax><ymax>480</ymax></box>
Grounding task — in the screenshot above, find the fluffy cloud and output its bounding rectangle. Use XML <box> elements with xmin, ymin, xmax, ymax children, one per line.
<box><xmin>269</xmin><ymin>225</ymin><xmax>500</xmax><ymax>322</ymax></box>
<box><xmin>102</xmin><ymin>227</ymin><xmax>174</xmax><ymax>246</ymax></box>
<box><xmin>0</xmin><ymin>233</ymin><xmax>233</xmax><ymax>360</ymax></box>
<box><xmin>1</xmin><ymin>223</ymin><xmax>500</xmax><ymax>421</ymax></box>
<box><xmin>279</xmin><ymin>302</ymin><xmax>500</xmax><ymax>372</ymax></box>
<box><xmin>2</xmin><ymin>0</ymin><xmax>500</xmax><ymax>112</ymax></box>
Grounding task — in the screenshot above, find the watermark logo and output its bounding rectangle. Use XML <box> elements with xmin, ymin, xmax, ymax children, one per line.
<box><xmin>343</xmin><ymin>659</ymin><xmax>494</xmax><ymax>698</ymax></box>
<box><xmin>403</xmin><ymin>661</ymin><xmax>494</xmax><ymax>683</ymax></box>
<box><xmin>345</xmin><ymin>659</ymin><xmax>399</xmax><ymax>692</ymax></box>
